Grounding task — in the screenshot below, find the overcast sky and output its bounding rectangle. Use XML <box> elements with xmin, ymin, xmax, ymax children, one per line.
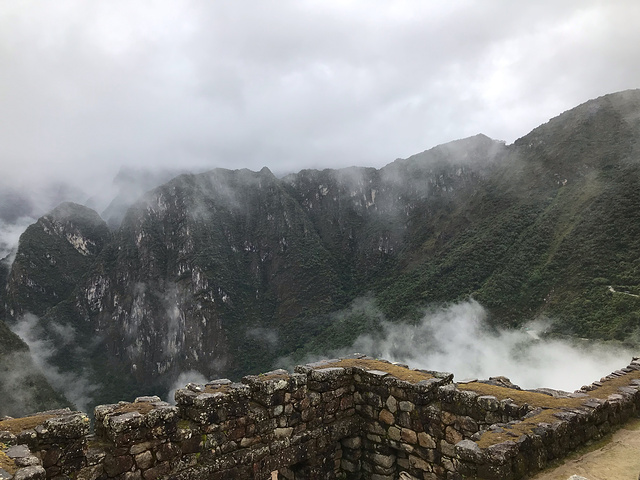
<box><xmin>1</xmin><ymin>0</ymin><xmax>640</xmax><ymax>199</ymax></box>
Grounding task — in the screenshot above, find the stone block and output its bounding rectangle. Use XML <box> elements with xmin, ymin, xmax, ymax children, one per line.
<box><xmin>477</xmin><ymin>395</ymin><xmax>500</xmax><ymax>412</ymax></box>
<box><xmin>418</xmin><ymin>432</ymin><xmax>436</xmax><ymax>449</ymax></box>
<box><xmin>455</xmin><ymin>439</ymin><xmax>483</xmax><ymax>463</ymax></box>
<box><xmin>103</xmin><ymin>454</ymin><xmax>134</xmax><ymax>477</ymax></box>
<box><xmin>486</xmin><ymin>440</ymin><xmax>518</xmax><ymax>464</ymax></box>
<box><xmin>38</xmin><ymin>413</ymin><xmax>90</xmax><ymax>440</ymax></box>
<box><xmin>341</xmin><ymin>458</ymin><xmax>358</xmax><ymax>472</ymax></box>
<box><xmin>408</xmin><ymin>454</ymin><xmax>430</xmax><ymax>471</ymax></box>
<box><xmin>4</xmin><ymin>445</ymin><xmax>40</xmax><ymax>469</ymax></box>
<box><xmin>340</xmin><ymin>395</ymin><xmax>354</xmax><ymax>410</ymax></box>
<box><xmin>457</xmin><ymin>415</ymin><xmax>478</xmax><ymax>434</ymax></box>
<box><xmin>415</xmin><ymin>378</ymin><xmax>442</xmax><ymax>395</ymax></box>
<box><xmin>143</xmin><ymin>461</ymin><xmax>170</xmax><ymax>480</ymax></box>
<box><xmin>341</xmin><ymin>436</ymin><xmax>362</xmax><ymax>449</ymax></box>
<box><xmin>134</xmin><ymin>450</ymin><xmax>154</xmax><ymax>470</ymax></box>
<box><xmin>12</xmin><ymin>465</ymin><xmax>46</xmax><ymax>480</ymax></box>
<box><xmin>15</xmin><ymin>430</ymin><xmax>37</xmax><ymax>449</ymax></box>
<box><xmin>386</xmin><ymin>396</ymin><xmax>398</xmax><ymax>413</ymax></box>
<box><xmin>378</xmin><ymin>409</ymin><xmax>394</xmax><ymax>425</ymax></box>
<box><xmin>41</xmin><ymin>447</ymin><xmax>61</xmax><ymax>468</ymax></box>
<box><xmin>75</xmin><ymin>464</ymin><xmax>104</xmax><ymax>480</ymax></box>
<box><xmin>400</xmin><ymin>428</ymin><xmax>417</xmax><ymax>444</ymax></box>
<box><xmin>398</xmin><ymin>401</ymin><xmax>414</xmax><ymax>412</ymax></box>
<box><xmin>122</xmin><ymin>471</ymin><xmax>143</xmax><ymax>480</ymax></box>
<box><xmin>440</xmin><ymin>440</ymin><xmax>455</xmax><ymax>458</ymax></box>
<box><xmin>274</xmin><ymin>427</ymin><xmax>293</xmax><ymax>439</ymax></box>
<box><xmin>129</xmin><ymin>440</ymin><xmax>160</xmax><ymax>455</ymax></box>
<box><xmin>309</xmin><ymin>367</ymin><xmax>346</xmax><ymax>383</ymax></box>
<box><xmin>145</xmin><ymin>405</ymin><xmax>179</xmax><ymax>429</ymax></box>
<box><xmin>391</xmin><ymin>411</ymin><xmax>409</xmax><ymax>430</ymax></box>
<box><xmin>445</xmin><ymin>426</ymin><xmax>463</xmax><ymax>445</ymax></box>
<box><xmin>156</xmin><ymin>441</ymin><xmax>182</xmax><ymax>462</ymax></box>
<box><xmin>364</xmin><ymin>392</ymin><xmax>383</xmax><ymax>408</ymax></box>
<box><xmin>372</xmin><ymin>453</ymin><xmax>395</xmax><ymax>469</ymax></box>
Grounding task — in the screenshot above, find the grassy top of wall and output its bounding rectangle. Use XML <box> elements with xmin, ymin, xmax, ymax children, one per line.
<box><xmin>460</xmin><ymin>369</ymin><xmax>640</xmax><ymax>448</ymax></box>
<box><xmin>0</xmin><ymin>413</ymin><xmax>56</xmax><ymax>434</ymax></box>
<box><xmin>319</xmin><ymin>358</ymin><xmax>434</xmax><ymax>383</ymax></box>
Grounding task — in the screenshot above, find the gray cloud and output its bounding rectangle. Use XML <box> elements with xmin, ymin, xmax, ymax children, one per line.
<box><xmin>2</xmin><ymin>2</ymin><xmax>640</xmax><ymax>189</ymax></box>
<box><xmin>0</xmin><ymin>217</ymin><xmax>34</xmax><ymax>260</ymax></box>
<box><xmin>1</xmin><ymin>1</ymin><xmax>639</xmax><ymax>252</ymax></box>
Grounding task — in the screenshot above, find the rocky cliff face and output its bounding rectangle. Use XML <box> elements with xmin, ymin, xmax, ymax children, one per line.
<box><xmin>2</xmin><ymin>90</ymin><xmax>640</xmax><ymax>413</ymax></box>
<box><xmin>3</xmin><ymin>202</ymin><xmax>110</xmax><ymax>320</ymax></box>
<box><xmin>74</xmin><ymin>168</ymin><xmax>344</xmax><ymax>383</ymax></box>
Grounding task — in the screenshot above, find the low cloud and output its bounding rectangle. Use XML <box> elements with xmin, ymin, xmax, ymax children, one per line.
<box><xmin>10</xmin><ymin>313</ymin><xmax>98</xmax><ymax>412</ymax></box>
<box><xmin>0</xmin><ymin>217</ymin><xmax>36</xmax><ymax>260</ymax></box>
<box><xmin>246</xmin><ymin>327</ymin><xmax>279</xmax><ymax>347</ymax></box>
<box><xmin>0</xmin><ymin>351</ymin><xmax>64</xmax><ymax>417</ymax></box>
<box><xmin>286</xmin><ymin>299</ymin><xmax>636</xmax><ymax>392</ymax></box>
<box><xmin>166</xmin><ymin>370</ymin><xmax>208</xmax><ymax>405</ymax></box>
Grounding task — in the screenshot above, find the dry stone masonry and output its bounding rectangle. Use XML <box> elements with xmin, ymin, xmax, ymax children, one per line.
<box><xmin>1</xmin><ymin>355</ymin><xmax>640</xmax><ymax>479</ymax></box>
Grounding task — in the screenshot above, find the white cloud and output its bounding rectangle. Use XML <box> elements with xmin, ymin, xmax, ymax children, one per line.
<box><xmin>166</xmin><ymin>370</ymin><xmax>208</xmax><ymax>404</ymax></box>
<box><xmin>284</xmin><ymin>299</ymin><xmax>636</xmax><ymax>393</ymax></box>
<box><xmin>10</xmin><ymin>313</ymin><xmax>98</xmax><ymax>412</ymax></box>
<box><xmin>1</xmin><ymin>2</ymin><xmax>639</xmax><ymax>184</ymax></box>
<box><xmin>352</xmin><ymin>300</ymin><xmax>635</xmax><ymax>392</ymax></box>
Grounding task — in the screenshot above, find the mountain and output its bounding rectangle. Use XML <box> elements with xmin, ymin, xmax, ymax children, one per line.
<box><xmin>377</xmin><ymin>90</ymin><xmax>640</xmax><ymax>336</ymax></box>
<box><xmin>2</xmin><ymin>89</ymin><xmax>640</xmax><ymax>413</ymax></box>
<box><xmin>4</xmin><ymin>202</ymin><xmax>111</xmax><ymax>319</ymax></box>
<box><xmin>100</xmin><ymin>166</ymin><xmax>188</xmax><ymax>229</ymax></box>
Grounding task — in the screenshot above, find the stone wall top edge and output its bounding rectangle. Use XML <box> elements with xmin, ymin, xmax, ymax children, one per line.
<box><xmin>2</xmin><ymin>356</ymin><xmax>639</xmax><ymax>438</ymax></box>
<box><xmin>463</xmin><ymin>359</ymin><xmax>640</xmax><ymax>452</ymax></box>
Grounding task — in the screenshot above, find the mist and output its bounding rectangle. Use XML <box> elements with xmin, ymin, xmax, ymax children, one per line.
<box><xmin>0</xmin><ymin>180</ymin><xmax>86</xmax><ymax>261</ymax></box>
<box><xmin>0</xmin><ymin>218</ymin><xmax>33</xmax><ymax>261</ymax></box>
<box><xmin>10</xmin><ymin>314</ymin><xmax>98</xmax><ymax>412</ymax></box>
<box><xmin>290</xmin><ymin>299</ymin><xmax>636</xmax><ymax>392</ymax></box>
<box><xmin>246</xmin><ymin>327</ymin><xmax>279</xmax><ymax>347</ymax></box>
<box><xmin>0</xmin><ymin>351</ymin><xmax>63</xmax><ymax>417</ymax></box>
<box><xmin>166</xmin><ymin>370</ymin><xmax>208</xmax><ymax>405</ymax></box>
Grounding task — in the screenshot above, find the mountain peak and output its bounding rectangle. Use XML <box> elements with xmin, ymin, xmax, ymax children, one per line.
<box><xmin>45</xmin><ymin>202</ymin><xmax>105</xmax><ymax>226</ymax></box>
<box><xmin>515</xmin><ymin>88</ymin><xmax>640</xmax><ymax>148</ymax></box>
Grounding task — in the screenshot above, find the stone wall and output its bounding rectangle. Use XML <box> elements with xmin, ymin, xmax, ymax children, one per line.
<box><xmin>1</xmin><ymin>355</ymin><xmax>639</xmax><ymax>480</ymax></box>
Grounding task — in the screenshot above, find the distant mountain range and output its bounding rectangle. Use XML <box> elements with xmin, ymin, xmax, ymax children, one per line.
<box><xmin>2</xmin><ymin>89</ymin><xmax>640</xmax><ymax>415</ymax></box>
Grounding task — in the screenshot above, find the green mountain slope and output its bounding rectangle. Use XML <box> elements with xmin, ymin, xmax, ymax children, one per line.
<box><xmin>374</xmin><ymin>90</ymin><xmax>640</xmax><ymax>338</ymax></box>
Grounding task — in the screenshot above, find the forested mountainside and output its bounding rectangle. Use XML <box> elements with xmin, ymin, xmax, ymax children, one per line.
<box><xmin>2</xmin><ymin>89</ymin><xmax>640</xmax><ymax>414</ymax></box>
